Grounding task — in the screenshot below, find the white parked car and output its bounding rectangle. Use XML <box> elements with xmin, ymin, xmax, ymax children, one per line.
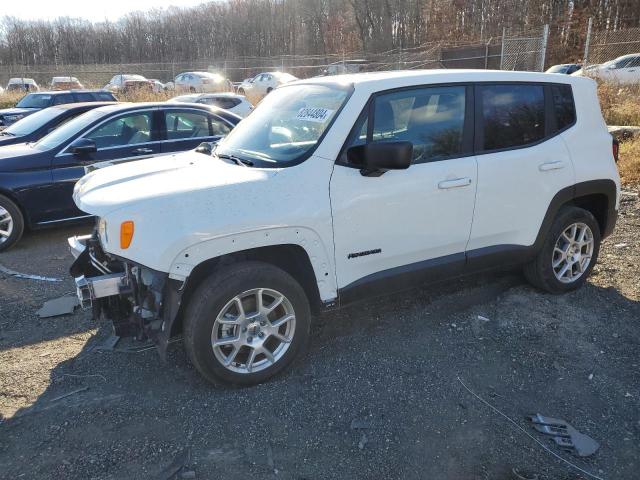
<box><xmin>237</xmin><ymin>71</ymin><xmax>297</xmax><ymax>104</ymax></box>
<box><xmin>50</xmin><ymin>76</ymin><xmax>84</xmax><ymax>90</ymax></box>
<box><xmin>70</xmin><ymin>70</ymin><xmax>619</xmax><ymax>386</ymax></box>
<box><xmin>174</xmin><ymin>72</ymin><xmax>231</xmax><ymax>93</ymax></box>
<box><xmin>169</xmin><ymin>93</ymin><xmax>253</xmax><ymax>117</ymax></box>
<box><xmin>6</xmin><ymin>78</ymin><xmax>40</xmax><ymax>93</ymax></box>
<box><xmin>104</xmin><ymin>74</ymin><xmax>153</xmax><ymax>93</ymax></box>
<box><xmin>572</xmin><ymin>53</ymin><xmax>640</xmax><ymax>84</ymax></box>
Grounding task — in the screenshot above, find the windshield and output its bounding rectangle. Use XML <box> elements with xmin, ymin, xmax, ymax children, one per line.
<box><xmin>16</xmin><ymin>94</ymin><xmax>53</xmax><ymax>109</ymax></box>
<box><xmin>215</xmin><ymin>83</ymin><xmax>351</xmax><ymax>166</ymax></box>
<box><xmin>3</xmin><ymin>107</ymin><xmax>63</xmax><ymax>136</ymax></box>
<box><xmin>35</xmin><ymin>109</ymin><xmax>106</xmax><ymax>150</ymax></box>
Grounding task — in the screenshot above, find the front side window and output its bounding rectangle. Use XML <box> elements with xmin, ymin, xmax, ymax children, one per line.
<box><xmin>165</xmin><ymin>111</ymin><xmax>215</xmax><ymax>139</ymax></box>
<box><xmin>84</xmin><ymin>112</ymin><xmax>152</xmax><ymax>149</ymax></box>
<box><xmin>479</xmin><ymin>84</ymin><xmax>544</xmax><ymax>151</ymax></box>
<box><xmin>346</xmin><ymin>86</ymin><xmax>467</xmax><ymax>163</ymax></box>
<box><xmin>215</xmin><ymin>83</ymin><xmax>350</xmax><ymax>166</ymax></box>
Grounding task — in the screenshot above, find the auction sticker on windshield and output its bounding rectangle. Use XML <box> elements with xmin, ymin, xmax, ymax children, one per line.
<box><xmin>295</xmin><ymin>107</ymin><xmax>334</xmax><ymax>123</ymax></box>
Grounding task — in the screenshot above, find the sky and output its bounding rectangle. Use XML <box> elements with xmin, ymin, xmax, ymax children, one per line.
<box><xmin>1</xmin><ymin>0</ymin><xmax>208</xmax><ymax>22</ymax></box>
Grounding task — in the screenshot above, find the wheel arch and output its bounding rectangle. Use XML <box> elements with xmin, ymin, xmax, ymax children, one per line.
<box><xmin>534</xmin><ymin>179</ymin><xmax>618</xmax><ymax>252</ymax></box>
<box><xmin>167</xmin><ymin>243</ymin><xmax>326</xmax><ymax>339</ymax></box>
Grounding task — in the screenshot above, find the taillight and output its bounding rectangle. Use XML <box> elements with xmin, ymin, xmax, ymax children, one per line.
<box><xmin>612</xmin><ymin>139</ymin><xmax>620</xmax><ymax>163</ymax></box>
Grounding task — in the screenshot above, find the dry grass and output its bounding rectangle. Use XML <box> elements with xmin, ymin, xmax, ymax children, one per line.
<box><xmin>114</xmin><ymin>89</ymin><xmax>175</xmax><ymax>103</ymax></box>
<box><xmin>0</xmin><ymin>91</ymin><xmax>26</xmax><ymax>109</ymax></box>
<box><xmin>618</xmin><ymin>136</ymin><xmax>640</xmax><ymax>185</ymax></box>
<box><xmin>597</xmin><ymin>82</ymin><xmax>640</xmax><ymax>127</ymax></box>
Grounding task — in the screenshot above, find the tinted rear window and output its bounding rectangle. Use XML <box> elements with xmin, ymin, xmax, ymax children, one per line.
<box><xmin>479</xmin><ymin>84</ymin><xmax>545</xmax><ymax>151</ymax></box>
<box><xmin>551</xmin><ymin>84</ymin><xmax>576</xmax><ymax>131</ymax></box>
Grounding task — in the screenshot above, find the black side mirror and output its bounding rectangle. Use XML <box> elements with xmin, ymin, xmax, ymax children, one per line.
<box><xmin>347</xmin><ymin>141</ymin><xmax>413</xmax><ymax>176</ymax></box>
<box><xmin>69</xmin><ymin>138</ymin><xmax>97</xmax><ymax>155</ymax></box>
<box><xmin>195</xmin><ymin>141</ymin><xmax>218</xmax><ymax>155</ymax></box>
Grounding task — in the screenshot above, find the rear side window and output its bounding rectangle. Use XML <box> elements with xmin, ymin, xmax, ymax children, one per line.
<box><xmin>479</xmin><ymin>84</ymin><xmax>545</xmax><ymax>151</ymax></box>
<box><xmin>551</xmin><ymin>84</ymin><xmax>576</xmax><ymax>131</ymax></box>
<box><xmin>96</xmin><ymin>92</ymin><xmax>116</xmax><ymax>101</ymax></box>
<box><xmin>165</xmin><ymin>111</ymin><xmax>211</xmax><ymax>140</ymax></box>
<box><xmin>74</xmin><ymin>92</ymin><xmax>96</xmax><ymax>102</ymax></box>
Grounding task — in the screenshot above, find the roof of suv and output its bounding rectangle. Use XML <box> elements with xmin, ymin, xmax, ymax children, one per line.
<box><xmin>295</xmin><ymin>69</ymin><xmax>592</xmax><ymax>89</ymax></box>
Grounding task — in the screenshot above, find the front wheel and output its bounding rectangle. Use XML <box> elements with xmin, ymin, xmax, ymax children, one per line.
<box><xmin>0</xmin><ymin>194</ymin><xmax>24</xmax><ymax>252</ymax></box>
<box><xmin>183</xmin><ymin>261</ymin><xmax>311</xmax><ymax>386</ymax></box>
<box><xmin>524</xmin><ymin>206</ymin><xmax>601</xmax><ymax>293</ymax></box>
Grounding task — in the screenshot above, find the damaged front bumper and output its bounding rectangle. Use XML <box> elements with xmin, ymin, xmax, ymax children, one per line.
<box><xmin>69</xmin><ymin>233</ymin><xmax>184</xmax><ymax>358</ymax></box>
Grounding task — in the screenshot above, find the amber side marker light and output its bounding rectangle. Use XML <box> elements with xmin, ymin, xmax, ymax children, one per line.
<box><xmin>120</xmin><ymin>221</ymin><xmax>134</xmax><ymax>249</ymax></box>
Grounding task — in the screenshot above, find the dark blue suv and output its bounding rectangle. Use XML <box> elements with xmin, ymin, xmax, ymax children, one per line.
<box><xmin>0</xmin><ymin>90</ymin><xmax>116</xmax><ymax>128</ymax></box>
<box><xmin>0</xmin><ymin>102</ymin><xmax>240</xmax><ymax>251</ymax></box>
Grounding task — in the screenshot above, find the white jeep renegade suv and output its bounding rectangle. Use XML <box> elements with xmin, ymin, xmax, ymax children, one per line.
<box><xmin>69</xmin><ymin>70</ymin><xmax>620</xmax><ymax>385</ymax></box>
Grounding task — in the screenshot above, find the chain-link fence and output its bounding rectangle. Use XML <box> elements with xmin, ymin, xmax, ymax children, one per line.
<box><xmin>0</xmin><ymin>29</ymin><xmax>551</xmax><ymax>91</ymax></box>
<box><xmin>584</xmin><ymin>21</ymin><xmax>640</xmax><ymax>63</ymax></box>
<box><xmin>500</xmin><ymin>25</ymin><xmax>549</xmax><ymax>72</ymax></box>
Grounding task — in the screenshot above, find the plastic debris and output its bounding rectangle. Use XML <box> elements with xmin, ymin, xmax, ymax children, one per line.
<box><xmin>529</xmin><ymin>414</ymin><xmax>599</xmax><ymax>457</ymax></box>
<box><xmin>36</xmin><ymin>296</ymin><xmax>79</xmax><ymax>318</ymax></box>
<box><xmin>50</xmin><ymin>386</ymin><xmax>89</xmax><ymax>403</ymax></box>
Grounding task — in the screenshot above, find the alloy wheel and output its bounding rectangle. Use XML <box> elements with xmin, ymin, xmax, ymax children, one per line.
<box><xmin>0</xmin><ymin>206</ymin><xmax>13</xmax><ymax>245</ymax></box>
<box><xmin>211</xmin><ymin>288</ymin><xmax>296</xmax><ymax>374</ymax></box>
<box><xmin>552</xmin><ymin>222</ymin><xmax>594</xmax><ymax>283</ymax></box>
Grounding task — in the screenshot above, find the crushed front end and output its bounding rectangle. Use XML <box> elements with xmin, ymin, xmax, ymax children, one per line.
<box><xmin>69</xmin><ymin>232</ymin><xmax>183</xmax><ymax>357</ymax></box>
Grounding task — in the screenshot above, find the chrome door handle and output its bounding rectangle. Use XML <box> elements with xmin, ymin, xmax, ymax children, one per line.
<box><xmin>438</xmin><ymin>177</ymin><xmax>472</xmax><ymax>189</ymax></box>
<box><xmin>133</xmin><ymin>147</ymin><xmax>154</xmax><ymax>155</ymax></box>
<box><xmin>539</xmin><ymin>161</ymin><xmax>565</xmax><ymax>171</ymax></box>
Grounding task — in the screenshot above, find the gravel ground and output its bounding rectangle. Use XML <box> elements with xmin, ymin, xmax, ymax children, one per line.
<box><xmin>0</xmin><ymin>188</ymin><xmax>638</xmax><ymax>480</ymax></box>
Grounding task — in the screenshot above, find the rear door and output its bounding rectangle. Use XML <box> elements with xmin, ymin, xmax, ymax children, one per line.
<box><xmin>160</xmin><ymin>108</ymin><xmax>232</xmax><ymax>153</ymax></box>
<box><xmin>50</xmin><ymin>109</ymin><xmax>161</xmax><ymax>219</ymax></box>
<box><xmin>466</xmin><ymin>83</ymin><xmax>576</xmax><ymax>264</ymax></box>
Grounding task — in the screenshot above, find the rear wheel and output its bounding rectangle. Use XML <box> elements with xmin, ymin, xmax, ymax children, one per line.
<box><xmin>0</xmin><ymin>194</ymin><xmax>24</xmax><ymax>252</ymax></box>
<box><xmin>524</xmin><ymin>206</ymin><xmax>600</xmax><ymax>293</ymax></box>
<box><xmin>183</xmin><ymin>261</ymin><xmax>311</xmax><ymax>386</ymax></box>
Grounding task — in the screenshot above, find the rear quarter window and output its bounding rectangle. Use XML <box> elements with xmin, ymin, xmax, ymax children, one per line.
<box><xmin>551</xmin><ymin>84</ymin><xmax>576</xmax><ymax>131</ymax></box>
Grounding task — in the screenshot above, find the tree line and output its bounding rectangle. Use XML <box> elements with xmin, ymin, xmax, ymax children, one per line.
<box><xmin>0</xmin><ymin>0</ymin><xmax>638</xmax><ymax>67</ymax></box>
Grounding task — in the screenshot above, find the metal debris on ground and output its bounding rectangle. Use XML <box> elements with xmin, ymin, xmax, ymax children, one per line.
<box><xmin>49</xmin><ymin>386</ymin><xmax>89</xmax><ymax>403</ymax></box>
<box><xmin>0</xmin><ymin>262</ymin><xmax>61</xmax><ymax>282</ymax></box>
<box><xmin>456</xmin><ymin>376</ymin><xmax>604</xmax><ymax>480</ymax></box>
<box><xmin>159</xmin><ymin>448</ymin><xmax>191</xmax><ymax>480</ymax></box>
<box><xmin>94</xmin><ymin>335</ymin><xmax>121</xmax><ymax>351</ymax></box>
<box><xmin>529</xmin><ymin>414</ymin><xmax>600</xmax><ymax>457</ymax></box>
<box><xmin>36</xmin><ymin>296</ymin><xmax>80</xmax><ymax>318</ymax></box>
<box><xmin>358</xmin><ymin>433</ymin><xmax>368</xmax><ymax>450</ymax></box>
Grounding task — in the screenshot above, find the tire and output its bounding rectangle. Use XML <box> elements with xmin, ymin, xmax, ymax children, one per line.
<box><xmin>0</xmin><ymin>194</ymin><xmax>24</xmax><ymax>252</ymax></box>
<box><xmin>238</xmin><ymin>88</ymin><xmax>245</xmax><ymax>96</ymax></box>
<box><xmin>524</xmin><ymin>206</ymin><xmax>601</xmax><ymax>293</ymax></box>
<box><xmin>183</xmin><ymin>261</ymin><xmax>311</xmax><ymax>386</ymax></box>
<box><xmin>189</xmin><ymin>87</ymin><xmax>196</xmax><ymax>93</ymax></box>
<box><xmin>266</xmin><ymin>87</ymin><xmax>273</xmax><ymax>94</ymax></box>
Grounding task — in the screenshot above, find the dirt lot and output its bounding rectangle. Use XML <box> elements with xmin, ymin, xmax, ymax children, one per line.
<box><xmin>0</xmin><ymin>188</ymin><xmax>639</xmax><ymax>480</ymax></box>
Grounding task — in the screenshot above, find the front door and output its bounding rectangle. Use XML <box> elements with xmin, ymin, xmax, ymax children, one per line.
<box><xmin>330</xmin><ymin>85</ymin><xmax>478</xmax><ymax>295</ymax></box>
<box><xmin>50</xmin><ymin>109</ymin><xmax>161</xmax><ymax>221</ymax></box>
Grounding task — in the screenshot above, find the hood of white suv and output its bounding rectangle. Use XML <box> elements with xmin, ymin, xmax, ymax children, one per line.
<box><xmin>74</xmin><ymin>150</ymin><xmax>276</xmax><ymax>217</ymax></box>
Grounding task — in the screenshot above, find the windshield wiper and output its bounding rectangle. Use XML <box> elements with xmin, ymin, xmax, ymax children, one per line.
<box><xmin>0</xmin><ymin>131</ymin><xmax>14</xmax><ymax>136</ymax></box>
<box><xmin>216</xmin><ymin>153</ymin><xmax>254</xmax><ymax>167</ymax></box>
